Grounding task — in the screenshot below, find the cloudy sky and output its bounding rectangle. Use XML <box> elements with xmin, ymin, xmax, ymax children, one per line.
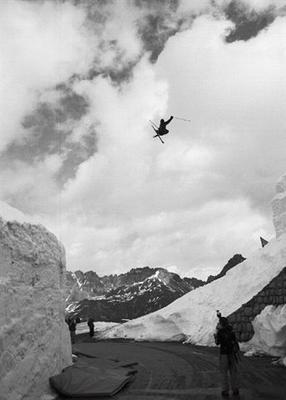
<box><xmin>1</xmin><ymin>0</ymin><xmax>286</xmax><ymax>279</ymax></box>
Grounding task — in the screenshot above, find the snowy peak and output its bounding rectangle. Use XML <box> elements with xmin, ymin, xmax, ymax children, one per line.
<box><xmin>105</xmin><ymin>269</ymin><xmax>186</xmax><ymax>300</ymax></box>
<box><xmin>152</xmin><ymin>269</ymin><xmax>202</xmax><ymax>294</ymax></box>
<box><xmin>66</xmin><ymin>266</ymin><xmax>203</xmax><ymax>300</ymax></box>
<box><xmin>65</xmin><ymin>266</ymin><xmax>204</xmax><ymax>322</ymax></box>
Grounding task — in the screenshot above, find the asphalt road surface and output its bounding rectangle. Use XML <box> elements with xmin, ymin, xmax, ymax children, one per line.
<box><xmin>59</xmin><ymin>334</ymin><xmax>286</xmax><ymax>400</ymax></box>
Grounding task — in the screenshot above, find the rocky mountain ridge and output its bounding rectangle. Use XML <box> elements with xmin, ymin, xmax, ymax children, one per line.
<box><xmin>206</xmin><ymin>254</ymin><xmax>246</xmax><ymax>283</ymax></box>
<box><xmin>65</xmin><ymin>267</ymin><xmax>205</xmax><ymax>321</ymax></box>
<box><xmin>65</xmin><ymin>256</ymin><xmax>245</xmax><ymax>322</ymax></box>
<box><xmin>65</xmin><ymin>266</ymin><xmax>204</xmax><ymax>302</ymax></box>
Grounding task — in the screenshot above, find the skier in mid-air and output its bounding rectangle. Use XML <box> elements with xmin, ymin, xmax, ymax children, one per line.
<box><xmin>151</xmin><ymin>116</ymin><xmax>173</xmax><ymax>143</ymax></box>
<box><xmin>156</xmin><ymin>115</ymin><xmax>173</xmax><ymax>136</ymax></box>
<box><xmin>150</xmin><ymin>115</ymin><xmax>191</xmax><ymax>144</ymax></box>
<box><xmin>154</xmin><ymin>115</ymin><xmax>174</xmax><ymax>137</ymax></box>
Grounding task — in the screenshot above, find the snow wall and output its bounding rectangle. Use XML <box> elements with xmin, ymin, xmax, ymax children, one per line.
<box><xmin>100</xmin><ymin>174</ymin><xmax>286</xmax><ymax>348</ymax></box>
<box><xmin>0</xmin><ymin>217</ymin><xmax>72</xmax><ymax>400</ymax></box>
<box><xmin>273</xmin><ymin>173</ymin><xmax>286</xmax><ymax>238</ymax></box>
<box><xmin>228</xmin><ymin>266</ymin><xmax>286</xmax><ymax>342</ymax></box>
<box><xmin>244</xmin><ymin>305</ymin><xmax>286</xmax><ymax>357</ymax></box>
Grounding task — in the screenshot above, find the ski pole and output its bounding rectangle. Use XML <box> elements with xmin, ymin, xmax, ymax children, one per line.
<box><xmin>173</xmin><ymin>116</ymin><xmax>191</xmax><ymax>122</ymax></box>
<box><xmin>149</xmin><ymin>120</ymin><xmax>159</xmax><ymax>129</ymax></box>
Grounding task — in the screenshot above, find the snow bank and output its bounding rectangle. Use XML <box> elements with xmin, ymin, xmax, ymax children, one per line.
<box><xmin>0</xmin><ymin>216</ymin><xmax>72</xmax><ymax>400</ymax></box>
<box><xmin>101</xmin><ymin>234</ymin><xmax>286</xmax><ymax>344</ymax></box>
<box><xmin>243</xmin><ymin>305</ymin><xmax>286</xmax><ymax>357</ymax></box>
<box><xmin>274</xmin><ymin>357</ymin><xmax>286</xmax><ymax>367</ymax></box>
<box><xmin>76</xmin><ymin>321</ymin><xmax>120</xmax><ymax>335</ymax></box>
<box><xmin>98</xmin><ymin>315</ymin><xmax>186</xmax><ymax>342</ymax></box>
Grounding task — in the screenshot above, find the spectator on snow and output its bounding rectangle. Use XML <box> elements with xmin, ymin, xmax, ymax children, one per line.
<box><xmin>214</xmin><ymin>315</ymin><xmax>240</xmax><ymax>397</ymax></box>
<box><xmin>87</xmin><ymin>318</ymin><xmax>95</xmax><ymax>338</ymax></box>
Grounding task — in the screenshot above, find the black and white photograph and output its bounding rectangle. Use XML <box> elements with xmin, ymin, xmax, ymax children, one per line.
<box><xmin>1</xmin><ymin>0</ymin><xmax>286</xmax><ymax>399</ymax></box>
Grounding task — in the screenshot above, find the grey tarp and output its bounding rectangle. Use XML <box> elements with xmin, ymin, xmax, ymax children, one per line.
<box><xmin>72</xmin><ymin>343</ymin><xmax>138</xmax><ymax>368</ymax></box>
<box><xmin>50</xmin><ymin>344</ymin><xmax>138</xmax><ymax>398</ymax></box>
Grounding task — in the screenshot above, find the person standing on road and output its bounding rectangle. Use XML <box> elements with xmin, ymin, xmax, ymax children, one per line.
<box><xmin>66</xmin><ymin>317</ymin><xmax>77</xmax><ymax>344</ymax></box>
<box><xmin>214</xmin><ymin>316</ymin><xmax>240</xmax><ymax>398</ymax></box>
<box><xmin>87</xmin><ymin>318</ymin><xmax>95</xmax><ymax>338</ymax></box>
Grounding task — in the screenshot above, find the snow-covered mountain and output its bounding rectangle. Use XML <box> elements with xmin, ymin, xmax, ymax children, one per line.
<box><xmin>99</xmin><ymin>175</ymin><xmax>286</xmax><ymax>360</ymax></box>
<box><xmin>65</xmin><ymin>255</ymin><xmax>245</xmax><ymax>322</ymax></box>
<box><xmin>66</xmin><ymin>267</ymin><xmax>204</xmax><ymax>321</ymax></box>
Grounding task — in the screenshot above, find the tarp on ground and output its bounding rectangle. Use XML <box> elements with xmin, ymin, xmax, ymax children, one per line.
<box><xmin>50</xmin><ymin>354</ymin><xmax>137</xmax><ymax>398</ymax></box>
<box><xmin>72</xmin><ymin>343</ymin><xmax>138</xmax><ymax>368</ymax></box>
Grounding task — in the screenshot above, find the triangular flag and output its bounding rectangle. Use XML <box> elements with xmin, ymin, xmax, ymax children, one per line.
<box><xmin>260</xmin><ymin>236</ymin><xmax>268</xmax><ymax>248</ymax></box>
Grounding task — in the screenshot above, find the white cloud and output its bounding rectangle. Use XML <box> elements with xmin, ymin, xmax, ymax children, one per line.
<box><xmin>57</xmin><ymin>13</ymin><xmax>282</xmax><ymax>275</ymax></box>
<box><xmin>156</xmin><ymin>15</ymin><xmax>286</xmax><ymax>209</ymax></box>
<box><xmin>0</xmin><ymin>157</ymin><xmax>62</xmax><ymax>214</ymax></box>
<box><xmin>98</xmin><ymin>0</ymin><xmax>142</xmax><ymax>65</ymax></box>
<box><xmin>156</xmin><ymin>141</ymin><xmax>213</xmax><ymax>172</ymax></box>
<box><xmin>178</xmin><ymin>0</ymin><xmax>213</xmax><ymax>14</ymax></box>
<box><xmin>45</xmin><ymin>196</ymin><xmax>270</xmax><ymax>277</ymax></box>
<box><xmin>214</xmin><ymin>0</ymin><xmax>286</xmax><ymax>12</ymax></box>
<box><xmin>178</xmin><ymin>0</ymin><xmax>286</xmax><ymax>17</ymax></box>
<box><xmin>0</xmin><ymin>0</ymin><xmax>94</xmax><ymax>152</ymax></box>
<box><xmin>61</xmin><ymin>57</ymin><xmax>168</xmax><ymax>214</ymax></box>
<box><xmin>242</xmin><ymin>0</ymin><xmax>286</xmax><ymax>11</ymax></box>
<box><xmin>0</xmin><ymin>200</ymin><xmax>36</xmax><ymax>224</ymax></box>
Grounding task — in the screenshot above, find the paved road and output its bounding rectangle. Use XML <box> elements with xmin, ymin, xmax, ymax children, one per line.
<box><xmin>60</xmin><ymin>335</ymin><xmax>286</xmax><ymax>400</ymax></box>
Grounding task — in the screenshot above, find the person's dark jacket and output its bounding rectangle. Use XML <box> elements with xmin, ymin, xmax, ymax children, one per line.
<box><xmin>215</xmin><ymin>325</ymin><xmax>237</xmax><ymax>355</ymax></box>
<box><xmin>68</xmin><ymin>319</ymin><xmax>76</xmax><ymax>332</ymax></box>
<box><xmin>88</xmin><ymin>319</ymin><xmax>94</xmax><ymax>329</ymax></box>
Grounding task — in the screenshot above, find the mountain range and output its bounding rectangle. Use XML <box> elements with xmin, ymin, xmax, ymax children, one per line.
<box><xmin>65</xmin><ymin>255</ymin><xmax>245</xmax><ymax>322</ymax></box>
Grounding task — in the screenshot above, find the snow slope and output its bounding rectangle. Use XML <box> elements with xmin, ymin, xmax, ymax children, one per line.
<box><xmin>100</xmin><ymin>234</ymin><xmax>286</xmax><ymax>344</ymax></box>
<box><xmin>100</xmin><ymin>174</ymin><xmax>286</xmax><ymax>348</ymax></box>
